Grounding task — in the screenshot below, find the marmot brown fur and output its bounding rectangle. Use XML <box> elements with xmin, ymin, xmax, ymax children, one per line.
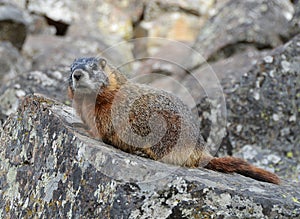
<box><xmin>68</xmin><ymin>57</ymin><xmax>280</xmax><ymax>184</ymax></box>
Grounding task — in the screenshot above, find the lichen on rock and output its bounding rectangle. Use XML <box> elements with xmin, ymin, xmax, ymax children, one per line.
<box><xmin>0</xmin><ymin>94</ymin><xmax>299</xmax><ymax>218</ymax></box>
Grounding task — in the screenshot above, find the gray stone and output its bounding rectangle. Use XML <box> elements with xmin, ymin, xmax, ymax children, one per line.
<box><xmin>22</xmin><ymin>34</ymin><xmax>124</xmax><ymax>71</ymax></box>
<box><xmin>0</xmin><ymin>42</ymin><xmax>28</xmax><ymax>83</ymax></box>
<box><xmin>188</xmin><ymin>34</ymin><xmax>300</xmax><ymax>180</ymax></box>
<box><xmin>288</xmin><ymin>0</ymin><xmax>300</xmax><ymax>37</ymax></box>
<box><xmin>0</xmin><ymin>66</ymin><xmax>69</xmax><ymax>124</ymax></box>
<box><xmin>0</xmin><ymin>1</ymin><xmax>28</xmax><ymax>49</ymax></box>
<box><xmin>134</xmin><ymin>0</ymin><xmax>214</xmax><ymax>53</ymax></box>
<box><xmin>187</xmin><ymin>0</ymin><xmax>294</xmax><ymax>69</ymax></box>
<box><xmin>223</xmin><ymin>34</ymin><xmax>300</xmax><ymax>180</ymax></box>
<box><xmin>26</xmin><ymin>0</ymin><xmax>74</xmax><ymax>23</ymax></box>
<box><xmin>185</xmin><ymin>48</ymin><xmax>267</xmax><ymax>106</ymax></box>
<box><xmin>143</xmin><ymin>0</ymin><xmax>214</xmax><ymax>18</ymax></box>
<box><xmin>0</xmin><ymin>94</ymin><xmax>299</xmax><ymax>218</ymax></box>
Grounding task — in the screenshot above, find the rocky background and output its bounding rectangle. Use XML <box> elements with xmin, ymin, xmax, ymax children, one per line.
<box><xmin>0</xmin><ymin>0</ymin><xmax>300</xmax><ymax>218</ymax></box>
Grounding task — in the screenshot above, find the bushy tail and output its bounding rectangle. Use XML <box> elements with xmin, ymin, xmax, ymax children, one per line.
<box><xmin>204</xmin><ymin>157</ymin><xmax>280</xmax><ymax>184</ymax></box>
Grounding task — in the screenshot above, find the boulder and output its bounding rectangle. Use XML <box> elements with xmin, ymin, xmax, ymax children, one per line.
<box><xmin>288</xmin><ymin>0</ymin><xmax>300</xmax><ymax>37</ymax></box>
<box><xmin>26</xmin><ymin>0</ymin><xmax>74</xmax><ymax>25</ymax></box>
<box><xmin>0</xmin><ymin>65</ymin><xmax>68</xmax><ymax>124</ymax></box>
<box><xmin>133</xmin><ymin>0</ymin><xmax>214</xmax><ymax>56</ymax></box>
<box><xmin>23</xmin><ymin>34</ymin><xmax>107</xmax><ymax>70</ymax></box>
<box><xmin>190</xmin><ymin>34</ymin><xmax>300</xmax><ymax>181</ymax></box>
<box><xmin>22</xmin><ymin>33</ymin><xmax>133</xmax><ymax>73</ymax></box>
<box><xmin>94</xmin><ymin>0</ymin><xmax>143</xmax><ymax>43</ymax></box>
<box><xmin>144</xmin><ymin>0</ymin><xmax>215</xmax><ymax>17</ymax></box>
<box><xmin>0</xmin><ymin>1</ymin><xmax>28</xmax><ymax>50</ymax></box>
<box><xmin>183</xmin><ymin>48</ymin><xmax>267</xmax><ymax>106</ymax></box>
<box><xmin>0</xmin><ymin>42</ymin><xmax>29</xmax><ymax>84</ymax></box>
<box><xmin>0</xmin><ymin>94</ymin><xmax>299</xmax><ymax>218</ymax></box>
<box><xmin>186</xmin><ymin>0</ymin><xmax>294</xmax><ymax>69</ymax></box>
<box><xmin>223</xmin><ymin>33</ymin><xmax>300</xmax><ymax>180</ymax></box>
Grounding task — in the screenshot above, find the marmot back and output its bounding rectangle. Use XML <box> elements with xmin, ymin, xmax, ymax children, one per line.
<box><xmin>68</xmin><ymin>57</ymin><xmax>280</xmax><ymax>184</ymax></box>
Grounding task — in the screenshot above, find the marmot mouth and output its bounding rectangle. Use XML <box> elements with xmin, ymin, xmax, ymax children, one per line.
<box><xmin>74</xmin><ymin>85</ymin><xmax>93</xmax><ymax>92</ymax></box>
<box><xmin>75</xmin><ymin>85</ymin><xmax>88</xmax><ymax>89</ymax></box>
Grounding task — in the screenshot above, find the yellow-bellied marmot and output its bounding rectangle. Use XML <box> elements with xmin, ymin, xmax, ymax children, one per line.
<box><xmin>68</xmin><ymin>57</ymin><xmax>280</xmax><ymax>184</ymax></box>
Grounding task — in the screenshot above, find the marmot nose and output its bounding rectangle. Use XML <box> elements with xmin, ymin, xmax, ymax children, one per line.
<box><xmin>73</xmin><ymin>71</ymin><xmax>83</xmax><ymax>81</ymax></box>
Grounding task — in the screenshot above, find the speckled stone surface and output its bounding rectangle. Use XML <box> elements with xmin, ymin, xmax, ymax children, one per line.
<box><xmin>0</xmin><ymin>95</ymin><xmax>299</xmax><ymax>218</ymax></box>
<box><xmin>223</xmin><ymin>34</ymin><xmax>300</xmax><ymax>179</ymax></box>
<box><xmin>0</xmin><ymin>2</ymin><xmax>28</xmax><ymax>50</ymax></box>
<box><xmin>187</xmin><ymin>0</ymin><xmax>294</xmax><ymax>68</ymax></box>
<box><xmin>191</xmin><ymin>34</ymin><xmax>300</xmax><ymax>182</ymax></box>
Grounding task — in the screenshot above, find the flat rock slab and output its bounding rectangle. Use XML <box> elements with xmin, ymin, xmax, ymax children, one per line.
<box><xmin>0</xmin><ymin>95</ymin><xmax>299</xmax><ymax>218</ymax></box>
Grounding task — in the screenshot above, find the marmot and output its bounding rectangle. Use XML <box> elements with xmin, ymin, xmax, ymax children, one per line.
<box><xmin>68</xmin><ymin>57</ymin><xmax>280</xmax><ymax>184</ymax></box>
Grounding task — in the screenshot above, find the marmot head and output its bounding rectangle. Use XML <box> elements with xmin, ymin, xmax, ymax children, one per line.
<box><xmin>69</xmin><ymin>57</ymin><xmax>109</xmax><ymax>95</ymax></box>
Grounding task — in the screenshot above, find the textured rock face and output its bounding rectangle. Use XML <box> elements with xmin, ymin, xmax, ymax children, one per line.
<box><xmin>0</xmin><ymin>95</ymin><xmax>299</xmax><ymax>218</ymax></box>
<box><xmin>23</xmin><ymin>34</ymin><xmax>109</xmax><ymax>70</ymax></box>
<box><xmin>223</xmin><ymin>34</ymin><xmax>300</xmax><ymax>180</ymax></box>
<box><xmin>0</xmin><ymin>42</ymin><xmax>28</xmax><ymax>83</ymax></box>
<box><xmin>189</xmin><ymin>34</ymin><xmax>300</xmax><ymax>180</ymax></box>
<box><xmin>187</xmin><ymin>0</ymin><xmax>294</xmax><ymax>69</ymax></box>
<box><xmin>289</xmin><ymin>0</ymin><xmax>300</xmax><ymax>37</ymax></box>
<box><xmin>0</xmin><ymin>64</ymin><xmax>69</xmax><ymax>124</ymax></box>
<box><xmin>0</xmin><ymin>2</ymin><xmax>28</xmax><ymax>50</ymax></box>
<box><xmin>0</xmin><ymin>0</ymin><xmax>300</xmax><ymax>217</ymax></box>
<box><xmin>26</xmin><ymin>0</ymin><xmax>74</xmax><ymax>23</ymax></box>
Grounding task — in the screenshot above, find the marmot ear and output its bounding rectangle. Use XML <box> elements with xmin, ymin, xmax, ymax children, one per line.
<box><xmin>97</xmin><ymin>57</ymin><xmax>107</xmax><ymax>69</ymax></box>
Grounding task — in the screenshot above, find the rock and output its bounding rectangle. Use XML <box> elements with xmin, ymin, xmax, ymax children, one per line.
<box><xmin>144</xmin><ymin>0</ymin><xmax>215</xmax><ymax>17</ymax></box>
<box><xmin>133</xmin><ymin>40</ymin><xmax>191</xmax><ymax>80</ymax></box>
<box><xmin>95</xmin><ymin>0</ymin><xmax>144</xmax><ymax>43</ymax></box>
<box><xmin>221</xmin><ymin>34</ymin><xmax>300</xmax><ymax>181</ymax></box>
<box><xmin>27</xmin><ymin>14</ymin><xmax>56</xmax><ymax>35</ymax></box>
<box><xmin>137</xmin><ymin>0</ymin><xmax>214</xmax><ymax>50</ymax></box>
<box><xmin>186</xmin><ymin>34</ymin><xmax>300</xmax><ymax>180</ymax></box>
<box><xmin>140</xmin><ymin>10</ymin><xmax>203</xmax><ymax>42</ymax></box>
<box><xmin>0</xmin><ymin>94</ymin><xmax>299</xmax><ymax>218</ymax></box>
<box><xmin>288</xmin><ymin>0</ymin><xmax>300</xmax><ymax>37</ymax></box>
<box><xmin>234</xmin><ymin>145</ymin><xmax>299</xmax><ymax>181</ymax></box>
<box><xmin>22</xmin><ymin>34</ymin><xmax>130</xmax><ymax>72</ymax></box>
<box><xmin>224</xmin><ymin>33</ymin><xmax>300</xmax><ymax>148</ymax></box>
<box><xmin>0</xmin><ymin>1</ymin><xmax>28</xmax><ymax>49</ymax></box>
<box><xmin>0</xmin><ymin>66</ymin><xmax>69</xmax><ymax>123</ymax></box>
<box><xmin>18</xmin><ymin>0</ymin><xmax>75</xmax><ymax>36</ymax></box>
<box><xmin>184</xmin><ymin>48</ymin><xmax>267</xmax><ymax>106</ymax></box>
<box><xmin>10</xmin><ymin>0</ymin><xmax>57</xmax><ymax>35</ymax></box>
<box><xmin>26</xmin><ymin>0</ymin><xmax>74</xmax><ymax>24</ymax></box>
<box><xmin>187</xmin><ymin>0</ymin><xmax>295</xmax><ymax>69</ymax></box>
<box><xmin>0</xmin><ymin>42</ymin><xmax>29</xmax><ymax>84</ymax></box>
<box><xmin>59</xmin><ymin>0</ymin><xmax>144</xmax><ymax>44</ymax></box>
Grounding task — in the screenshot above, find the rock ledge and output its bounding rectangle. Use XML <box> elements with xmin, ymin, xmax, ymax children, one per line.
<box><xmin>0</xmin><ymin>95</ymin><xmax>299</xmax><ymax>218</ymax></box>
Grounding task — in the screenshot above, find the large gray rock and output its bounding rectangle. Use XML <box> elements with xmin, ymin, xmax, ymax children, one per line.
<box><xmin>181</xmin><ymin>48</ymin><xmax>267</xmax><ymax>106</ymax></box>
<box><xmin>26</xmin><ymin>0</ymin><xmax>74</xmax><ymax>24</ymax></box>
<box><xmin>0</xmin><ymin>42</ymin><xmax>28</xmax><ymax>84</ymax></box>
<box><xmin>23</xmin><ymin>34</ymin><xmax>107</xmax><ymax>70</ymax></box>
<box><xmin>0</xmin><ymin>65</ymin><xmax>68</xmax><ymax>124</ymax></box>
<box><xmin>22</xmin><ymin>33</ymin><xmax>133</xmax><ymax>73</ymax></box>
<box><xmin>288</xmin><ymin>0</ymin><xmax>300</xmax><ymax>37</ymax></box>
<box><xmin>0</xmin><ymin>1</ymin><xmax>28</xmax><ymax>49</ymax></box>
<box><xmin>223</xmin><ymin>33</ymin><xmax>300</xmax><ymax>180</ymax></box>
<box><xmin>190</xmin><ymin>34</ymin><xmax>300</xmax><ymax>180</ymax></box>
<box><xmin>0</xmin><ymin>94</ymin><xmax>299</xmax><ymax>218</ymax></box>
<box><xmin>187</xmin><ymin>0</ymin><xmax>294</xmax><ymax>69</ymax></box>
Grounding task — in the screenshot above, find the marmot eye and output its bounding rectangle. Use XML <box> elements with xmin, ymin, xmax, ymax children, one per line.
<box><xmin>88</xmin><ymin>62</ymin><xmax>97</xmax><ymax>69</ymax></box>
